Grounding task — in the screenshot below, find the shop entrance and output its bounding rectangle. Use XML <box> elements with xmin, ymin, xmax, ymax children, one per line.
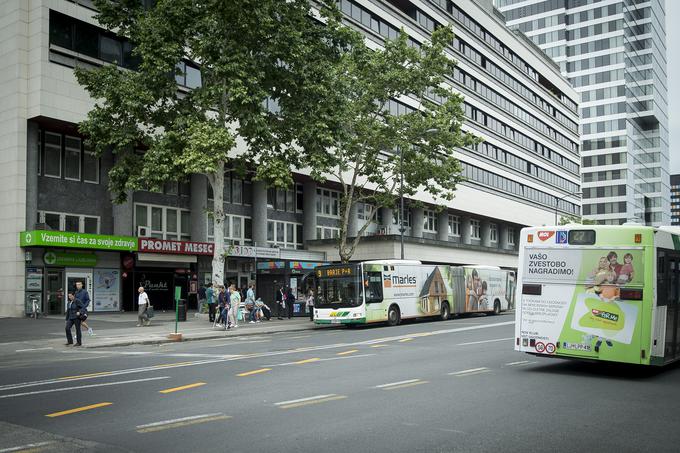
<box><xmin>46</xmin><ymin>269</ymin><xmax>64</xmax><ymax>315</ymax></box>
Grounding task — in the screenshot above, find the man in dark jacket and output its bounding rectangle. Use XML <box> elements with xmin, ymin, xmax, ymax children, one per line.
<box><xmin>74</xmin><ymin>281</ymin><xmax>91</xmax><ymax>311</ymax></box>
<box><xmin>65</xmin><ymin>291</ymin><xmax>85</xmax><ymax>346</ymax></box>
<box><xmin>285</xmin><ymin>287</ymin><xmax>296</xmax><ymax>319</ymax></box>
<box><xmin>276</xmin><ymin>286</ymin><xmax>286</xmax><ymax>320</ymax></box>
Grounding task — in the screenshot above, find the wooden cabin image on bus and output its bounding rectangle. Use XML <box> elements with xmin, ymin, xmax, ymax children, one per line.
<box><xmin>419</xmin><ymin>267</ymin><xmax>448</xmax><ymax>315</ymax></box>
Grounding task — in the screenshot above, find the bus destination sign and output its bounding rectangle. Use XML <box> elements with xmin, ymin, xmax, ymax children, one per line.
<box><xmin>316</xmin><ymin>266</ymin><xmax>355</xmax><ymax>278</ymax></box>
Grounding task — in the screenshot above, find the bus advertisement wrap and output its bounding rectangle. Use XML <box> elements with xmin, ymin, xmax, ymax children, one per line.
<box><xmin>519</xmin><ymin>246</ymin><xmax>644</xmax><ymax>362</ymax></box>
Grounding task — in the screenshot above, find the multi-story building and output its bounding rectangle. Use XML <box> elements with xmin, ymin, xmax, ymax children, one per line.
<box><xmin>671</xmin><ymin>174</ymin><xmax>680</xmax><ymax>225</ymax></box>
<box><xmin>497</xmin><ymin>0</ymin><xmax>670</xmax><ymax>226</ymax></box>
<box><xmin>0</xmin><ymin>0</ymin><xmax>579</xmax><ymax>317</ymax></box>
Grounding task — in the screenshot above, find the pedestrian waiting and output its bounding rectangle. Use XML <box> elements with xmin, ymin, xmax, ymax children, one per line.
<box><xmin>65</xmin><ymin>291</ymin><xmax>85</xmax><ymax>347</ymax></box>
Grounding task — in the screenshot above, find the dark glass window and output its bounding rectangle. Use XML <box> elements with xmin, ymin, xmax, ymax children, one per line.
<box><xmin>100</xmin><ymin>35</ymin><xmax>122</xmax><ymax>63</ymax></box>
<box><xmin>49</xmin><ymin>11</ymin><xmax>73</xmax><ymax>49</ymax></box>
<box><xmin>74</xmin><ymin>23</ymin><xmax>99</xmax><ymax>58</ymax></box>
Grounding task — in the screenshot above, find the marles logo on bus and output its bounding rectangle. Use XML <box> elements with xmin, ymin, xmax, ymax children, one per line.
<box><xmin>386</xmin><ymin>274</ymin><xmax>417</xmax><ymax>287</ymax></box>
<box><xmin>537</xmin><ymin>231</ymin><xmax>555</xmax><ymax>241</ymax></box>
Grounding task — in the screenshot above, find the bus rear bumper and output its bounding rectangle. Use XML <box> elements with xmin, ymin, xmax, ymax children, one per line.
<box><xmin>315</xmin><ymin>318</ymin><xmax>366</xmax><ymax>325</ymax></box>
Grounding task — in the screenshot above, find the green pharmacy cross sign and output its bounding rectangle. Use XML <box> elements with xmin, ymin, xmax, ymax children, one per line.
<box><xmin>20</xmin><ymin>231</ymin><xmax>138</xmax><ymax>252</ymax></box>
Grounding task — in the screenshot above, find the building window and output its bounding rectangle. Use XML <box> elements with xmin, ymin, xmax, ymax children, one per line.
<box><xmin>64</xmin><ymin>136</ymin><xmax>81</xmax><ymax>180</ymax></box>
<box><xmin>316</xmin><ymin>188</ymin><xmax>340</xmax><ymax>217</ymax></box>
<box><xmin>490</xmin><ymin>223</ymin><xmax>498</xmax><ymax>242</ymax></box>
<box><xmin>508</xmin><ymin>227</ymin><xmax>516</xmax><ymax>246</ymax></box>
<box><xmin>44</xmin><ymin>132</ymin><xmax>62</xmax><ymax>178</ymax></box>
<box><xmin>207</xmin><ymin>215</ymin><xmax>252</xmax><ymax>245</ymax></box>
<box><xmin>268</xmin><ymin>187</ymin><xmax>297</xmax><ymax>213</ymax></box>
<box><xmin>38</xmin><ymin>211</ymin><xmax>100</xmax><ymax>234</ymax></box>
<box><xmin>448</xmin><ymin>215</ymin><xmax>460</xmax><ymax>236</ymax></box>
<box><xmin>470</xmin><ymin>219</ymin><xmax>481</xmax><ymax>240</ymax></box>
<box><xmin>316</xmin><ymin>226</ymin><xmax>340</xmax><ymax>239</ymax></box>
<box><xmin>424</xmin><ymin>210</ymin><xmax>438</xmax><ymax>232</ymax></box>
<box><xmin>83</xmin><ymin>145</ymin><xmax>99</xmax><ymax>183</ymax></box>
<box><xmin>267</xmin><ymin>220</ymin><xmax>303</xmax><ymax>249</ymax></box>
<box><xmin>135</xmin><ymin>203</ymin><xmax>190</xmax><ymax>240</ymax></box>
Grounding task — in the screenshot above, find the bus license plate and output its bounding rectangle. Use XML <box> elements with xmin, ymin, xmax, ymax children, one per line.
<box><xmin>331</xmin><ymin>318</ymin><xmax>340</xmax><ymax>324</ymax></box>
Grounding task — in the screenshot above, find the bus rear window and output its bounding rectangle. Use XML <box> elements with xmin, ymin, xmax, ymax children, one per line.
<box><xmin>569</xmin><ymin>230</ymin><xmax>595</xmax><ymax>245</ymax></box>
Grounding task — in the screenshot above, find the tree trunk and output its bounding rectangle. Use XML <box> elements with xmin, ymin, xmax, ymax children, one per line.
<box><xmin>210</xmin><ymin>163</ymin><xmax>226</xmax><ymax>287</ymax></box>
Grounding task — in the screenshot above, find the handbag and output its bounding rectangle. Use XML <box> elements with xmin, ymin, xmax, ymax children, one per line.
<box><xmin>146</xmin><ymin>305</ymin><xmax>155</xmax><ymax>319</ymax></box>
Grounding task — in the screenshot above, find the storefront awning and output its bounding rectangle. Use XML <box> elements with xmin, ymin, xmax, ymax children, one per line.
<box><xmin>136</xmin><ymin>252</ymin><xmax>197</xmax><ymax>264</ymax></box>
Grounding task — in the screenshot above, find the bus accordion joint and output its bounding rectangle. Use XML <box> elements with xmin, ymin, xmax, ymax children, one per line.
<box><xmin>522</xmin><ymin>284</ymin><xmax>542</xmax><ymax>295</ymax></box>
<box><xmin>620</xmin><ymin>288</ymin><xmax>643</xmax><ymax>300</ymax></box>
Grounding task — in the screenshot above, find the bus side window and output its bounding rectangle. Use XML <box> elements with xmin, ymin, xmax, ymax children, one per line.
<box><xmin>365</xmin><ymin>272</ymin><xmax>383</xmax><ymax>303</ymax></box>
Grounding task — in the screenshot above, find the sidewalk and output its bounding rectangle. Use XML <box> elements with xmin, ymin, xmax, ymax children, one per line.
<box><xmin>0</xmin><ymin>311</ymin><xmax>332</xmax><ymax>350</ymax></box>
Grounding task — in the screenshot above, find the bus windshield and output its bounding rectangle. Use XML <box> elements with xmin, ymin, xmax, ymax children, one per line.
<box><xmin>315</xmin><ymin>265</ymin><xmax>363</xmax><ymax>308</ymax></box>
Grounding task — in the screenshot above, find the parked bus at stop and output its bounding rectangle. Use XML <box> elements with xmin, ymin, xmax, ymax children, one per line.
<box><xmin>515</xmin><ymin>224</ymin><xmax>680</xmax><ymax>366</ymax></box>
<box><xmin>313</xmin><ymin>260</ymin><xmax>515</xmax><ymax>326</ymax></box>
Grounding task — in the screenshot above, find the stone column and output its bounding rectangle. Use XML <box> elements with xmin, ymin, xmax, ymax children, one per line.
<box><xmin>25</xmin><ymin>122</ymin><xmax>39</xmax><ymax>230</ymax></box>
<box><xmin>437</xmin><ymin>210</ymin><xmax>449</xmax><ymax>242</ymax></box>
<box><xmin>303</xmin><ymin>181</ymin><xmax>317</xmax><ymax>242</ymax></box>
<box><xmin>251</xmin><ymin>180</ymin><xmax>268</xmax><ymax>246</ymax></box>
<box><xmin>499</xmin><ymin>223</ymin><xmax>509</xmax><ymax>250</ymax></box>
<box><xmin>411</xmin><ymin>207</ymin><xmax>424</xmax><ymax>238</ymax></box>
<box><xmin>461</xmin><ymin>216</ymin><xmax>471</xmax><ymax>245</ymax></box>
<box><xmin>112</xmin><ymin>189</ymin><xmax>134</xmax><ymax>237</ymax></box>
<box><xmin>348</xmin><ymin>203</ymin><xmax>358</xmax><ymax>238</ymax></box>
<box><xmin>480</xmin><ymin>220</ymin><xmax>491</xmax><ymax>248</ymax></box>
<box><xmin>190</xmin><ymin>174</ymin><xmax>208</xmax><ymax>242</ymax></box>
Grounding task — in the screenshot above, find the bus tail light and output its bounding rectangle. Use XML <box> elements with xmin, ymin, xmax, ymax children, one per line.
<box><xmin>522</xmin><ymin>284</ymin><xmax>542</xmax><ymax>295</ymax></box>
<box><xmin>620</xmin><ymin>288</ymin><xmax>643</xmax><ymax>300</ymax></box>
<box><xmin>634</xmin><ymin>234</ymin><xmax>642</xmax><ymax>244</ymax></box>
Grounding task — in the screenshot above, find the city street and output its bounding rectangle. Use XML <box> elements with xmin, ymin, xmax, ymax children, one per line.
<box><xmin>1</xmin><ymin>313</ymin><xmax>679</xmax><ymax>453</ymax></box>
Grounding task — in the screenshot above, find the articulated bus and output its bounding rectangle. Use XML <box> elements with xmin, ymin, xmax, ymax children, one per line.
<box><xmin>314</xmin><ymin>260</ymin><xmax>515</xmax><ymax>326</ymax></box>
<box><xmin>515</xmin><ymin>224</ymin><xmax>680</xmax><ymax>366</ymax></box>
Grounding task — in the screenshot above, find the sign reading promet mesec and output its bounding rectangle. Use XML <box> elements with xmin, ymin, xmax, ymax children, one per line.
<box><xmin>138</xmin><ymin>238</ymin><xmax>214</xmax><ymax>255</ymax></box>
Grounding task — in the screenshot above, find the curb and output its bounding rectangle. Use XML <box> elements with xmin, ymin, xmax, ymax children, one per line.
<box><xmin>82</xmin><ymin>323</ymin><xmax>333</xmax><ymax>349</ymax></box>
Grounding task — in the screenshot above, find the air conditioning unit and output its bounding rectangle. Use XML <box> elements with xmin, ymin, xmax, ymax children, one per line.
<box><xmin>378</xmin><ymin>227</ymin><xmax>387</xmax><ymax>235</ymax></box>
<box><xmin>137</xmin><ymin>226</ymin><xmax>151</xmax><ymax>237</ymax></box>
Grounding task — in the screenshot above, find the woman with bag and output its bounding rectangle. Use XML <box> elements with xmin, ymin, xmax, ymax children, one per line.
<box><xmin>306</xmin><ymin>289</ymin><xmax>315</xmax><ymax>322</ymax></box>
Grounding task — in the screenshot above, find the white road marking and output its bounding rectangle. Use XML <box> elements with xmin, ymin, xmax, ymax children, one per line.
<box><xmin>0</xmin><ymin>376</ymin><xmax>169</xmax><ymax>399</ymax></box>
<box><xmin>0</xmin><ymin>442</ymin><xmax>54</xmax><ymax>452</ymax></box>
<box><xmin>457</xmin><ymin>337</ymin><xmax>514</xmax><ymax>346</ymax></box>
<box><xmin>14</xmin><ymin>347</ymin><xmax>54</xmax><ymax>353</ymax></box>
<box><xmin>505</xmin><ymin>360</ymin><xmax>536</xmax><ymax>367</ymax></box>
<box><xmin>136</xmin><ymin>413</ymin><xmax>225</xmax><ymax>429</ymax></box>
<box><xmin>375</xmin><ymin>379</ymin><xmax>421</xmax><ymax>388</ymax></box>
<box><xmin>448</xmin><ymin>367</ymin><xmax>490</xmax><ymax>376</ymax></box>
<box><xmin>0</xmin><ymin>320</ymin><xmax>514</xmax><ymax>391</ymax></box>
<box><xmin>275</xmin><ymin>394</ymin><xmax>337</xmax><ymax>406</ymax></box>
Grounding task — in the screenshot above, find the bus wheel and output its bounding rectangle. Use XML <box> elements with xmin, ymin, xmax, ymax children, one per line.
<box><xmin>440</xmin><ymin>302</ymin><xmax>450</xmax><ymax>321</ymax></box>
<box><xmin>387</xmin><ymin>305</ymin><xmax>401</xmax><ymax>327</ymax></box>
<box><xmin>492</xmin><ymin>300</ymin><xmax>501</xmax><ymax>315</ymax></box>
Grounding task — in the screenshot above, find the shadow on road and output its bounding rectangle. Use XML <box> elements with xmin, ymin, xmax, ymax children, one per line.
<box><xmin>521</xmin><ymin>356</ymin><xmax>680</xmax><ymax>380</ymax></box>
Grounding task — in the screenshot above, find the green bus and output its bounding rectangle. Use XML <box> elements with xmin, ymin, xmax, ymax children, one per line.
<box><xmin>314</xmin><ymin>260</ymin><xmax>515</xmax><ymax>326</ymax></box>
<box><xmin>515</xmin><ymin>224</ymin><xmax>680</xmax><ymax>366</ymax></box>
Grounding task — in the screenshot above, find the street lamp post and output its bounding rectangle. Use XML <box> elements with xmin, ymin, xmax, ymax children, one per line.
<box><xmin>554</xmin><ymin>191</ymin><xmax>582</xmax><ymax>225</ymax></box>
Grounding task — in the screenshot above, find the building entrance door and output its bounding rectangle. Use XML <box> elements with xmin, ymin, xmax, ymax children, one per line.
<box><xmin>46</xmin><ymin>269</ymin><xmax>64</xmax><ymax>315</ymax></box>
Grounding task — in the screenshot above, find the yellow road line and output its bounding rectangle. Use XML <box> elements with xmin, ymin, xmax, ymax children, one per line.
<box><xmin>152</xmin><ymin>361</ymin><xmax>196</xmax><ymax>368</ymax></box>
<box><xmin>398</xmin><ymin>338</ymin><xmax>413</xmax><ymax>343</ymax></box>
<box><xmin>278</xmin><ymin>395</ymin><xmax>347</xmax><ymax>409</ymax></box>
<box><xmin>159</xmin><ymin>382</ymin><xmax>206</xmax><ymax>394</ymax></box>
<box><xmin>137</xmin><ymin>415</ymin><xmax>231</xmax><ymax>433</ymax></box>
<box><xmin>237</xmin><ymin>368</ymin><xmax>271</xmax><ymax>377</ymax></box>
<box><xmin>382</xmin><ymin>380</ymin><xmax>429</xmax><ymax>390</ymax></box>
<box><xmin>337</xmin><ymin>349</ymin><xmax>358</xmax><ymax>356</ymax></box>
<box><xmin>294</xmin><ymin>358</ymin><xmax>321</xmax><ymax>365</ymax></box>
<box><xmin>46</xmin><ymin>402</ymin><xmax>112</xmax><ymax>418</ymax></box>
<box><xmin>370</xmin><ymin>344</ymin><xmax>388</xmax><ymax>348</ymax></box>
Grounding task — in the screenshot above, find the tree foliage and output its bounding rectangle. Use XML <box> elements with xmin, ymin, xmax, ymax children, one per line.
<box><xmin>76</xmin><ymin>0</ymin><xmax>354</xmax><ymax>284</ymax></box>
<box><xmin>306</xmin><ymin>26</ymin><xmax>481</xmax><ymax>262</ymax></box>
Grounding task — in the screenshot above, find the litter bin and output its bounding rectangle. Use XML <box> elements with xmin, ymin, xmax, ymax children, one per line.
<box><xmin>177</xmin><ymin>299</ymin><xmax>187</xmax><ymax>322</ymax></box>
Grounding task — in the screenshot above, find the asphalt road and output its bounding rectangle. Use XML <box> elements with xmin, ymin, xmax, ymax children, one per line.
<box><xmin>1</xmin><ymin>312</ymin><xmax>679</xmax><ymax>453</ymax></box>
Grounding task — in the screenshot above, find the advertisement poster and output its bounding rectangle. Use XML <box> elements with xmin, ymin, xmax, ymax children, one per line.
<box><xmin>93</xmin><ymin>269</ymin><xmax>120</xmax><ymax>312</ymax></box>
<box><xmin>518</xmin><ymin>247</ymin><xmax>644</xmax><ymax>361</ymax></box>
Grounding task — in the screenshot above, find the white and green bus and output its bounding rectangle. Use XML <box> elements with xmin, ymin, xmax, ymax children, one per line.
<box><xmin>515</xmin><ymin>224</ymin><xmax>680</xmax><ymax>366</ymax></box>
<box><xmin>314</xmin><ymin>260</ymin><xmax>515</xmax><ymax>326</ymax></box>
